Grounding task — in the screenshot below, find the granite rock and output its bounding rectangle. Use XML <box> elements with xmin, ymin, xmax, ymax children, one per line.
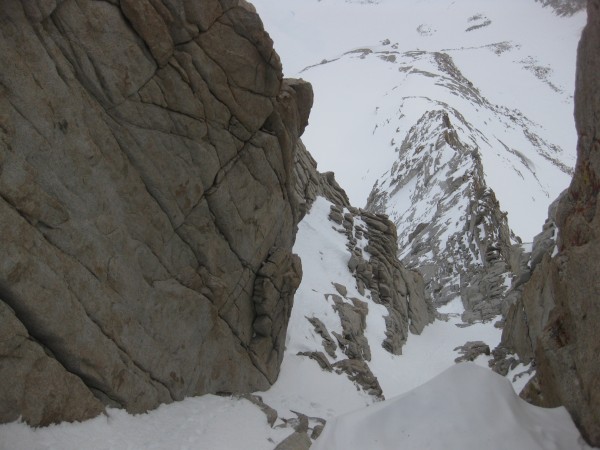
<box><xmin>0</xmin><ymin>0</ymin><xmax>307</xmax><ymax>425</ymax></box>
<box><xmin>498</xmin><ymin>2</ymin><xmax>600</xmax><ymax>445</ymax></box>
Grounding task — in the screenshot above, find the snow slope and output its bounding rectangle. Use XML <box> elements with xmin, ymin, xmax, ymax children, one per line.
<box><xmin>252</xmin><ymin>0</ymin><xmax>585</xmax><ymax>241</ymax></box>
<box><xmin>0</xmin><ymin>395</ymin><xmax>290</xmax><ymax>450</ymax></box>
<box><xmin>313</xmin><ymin>363</ymin><xmax>591</xmax><ymax>450</ymax></box>
<box><xmin>263</xmin><ymin>197</ymin><xmax>505</xmax><ymax>406</ymax></box>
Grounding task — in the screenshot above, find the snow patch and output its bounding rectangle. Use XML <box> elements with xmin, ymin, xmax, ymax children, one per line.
<box><xmin>313</xmin><ymin>363</ymin><xmax>592</xmax><ymax>450</ymax></box>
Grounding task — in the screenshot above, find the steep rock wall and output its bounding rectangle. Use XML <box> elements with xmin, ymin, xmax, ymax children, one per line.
<box><xmin>0</xmin><ymin>0</ymin><xmax>310</xmax><ymax>425</ymax></box>
<box><xmin>499</xmin><ymin>0</ymin><xmax>600</xmax><ymax>445</ymax></box>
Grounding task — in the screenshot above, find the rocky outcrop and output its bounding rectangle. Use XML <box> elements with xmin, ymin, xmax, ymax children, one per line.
<box><xmin>0</xmin><ymin>0</ymin><xmax>309</xmax><ymax>425</ymax></box>
<box><xmin>534</xmin><ymin>0</ymin><xmax>586</xmax><ymax>15</ymax></box>
<box><xmin>458</xmin><ymin>151</ymin><xmax>517</xmax><ymax>324</ymax></box>
<box><xmin>453</xmin><ymin>341</ymin><xmax>490</xmax><ymax>363</ymax></box>
<box><xmin>295</xmin><ymin>141</ymin><xmax>434</xmax><ymax>344</ymax></box>
<box><xmin>367</xmin><ymin>110</ymin><xmax>519</xmax><ymax>324</ymax></box>
<box><xmin>274</xmin><ymin>432</ymin><xmax>311</xmax><ymax>450</ymax></box>
<box><xmin>291</xmin><ymin>133</ymin><xmax>434</xmax><ymax>399</ymax></box>
<box><xmin>328</xmin><ymin>203</ymin><xmax>435</xmax><ymax>354</ymax></box>
<box><xmin>494</xmin><ymin>195</ymin><xmax>562</xmax><ymax>365</ymax></box>
<box><xmin>498</xmin><ymin>1</ymin><xmax>600</xmax><ymax>445</ymax></box>
<box><xmin>293</xmin><ymin>141</ymin><xmax>351</xmax><ymax>215</ymax></box>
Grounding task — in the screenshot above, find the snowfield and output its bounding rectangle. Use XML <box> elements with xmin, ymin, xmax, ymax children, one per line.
<box><xmin>252</xmin><ymin>0</ymin><xmax>585</xmax><ymax>242</ymax></box>
<box><xmin>0</xmin><ymin>395</ymin><xmax>291</xmax><ymax>450</ymax></box>
<box><xmin>266</xmin><ymin>198</ymin><xmax>507</xmax><ymax>406</ymax></box>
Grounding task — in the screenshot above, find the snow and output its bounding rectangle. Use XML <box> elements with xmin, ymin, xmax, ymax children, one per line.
<box><xmin>260</xmin><ymin>197</ymin><xmax>379</xmax><ymax>418</ymax></box>
<box><xmin>0</xmin><ymin>395</ymin><xmax>290</xmax><ymax>450</ymax></box>
<box><xmin>252</xmin><ymin>0</ymin><xmax>585</xmax><ymax>241</ymax></box>
<box><xmin>259</xmin><ymin>355</ymin><xmax>373</xmax><ymax>420</ymax></box>
<box><xmin>312</xmin><ymin>363</ymin><xmax>592</xmax><ymax>450</ymax></box>
<box><xmin>370</xmin><ymin>314</ymin><xmax>502</xmax><ymax>398</ymax></box>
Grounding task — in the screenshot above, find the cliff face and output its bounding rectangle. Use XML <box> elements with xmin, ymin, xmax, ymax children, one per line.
<box><xmin>0</xmin><ymin>0</ymin><xmax>311</xmax><ymax>425</ymax></box>
<box><xmin>500</xmin><ymin>0</ymin><xmax>600</xmax><ymax>445</ymax></box>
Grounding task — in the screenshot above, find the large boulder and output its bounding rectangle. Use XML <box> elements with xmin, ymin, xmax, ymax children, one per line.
<box><xmin>0</xmin><ymin>0</ymin><xmax>308</xmax><ymax>425</ymax></box>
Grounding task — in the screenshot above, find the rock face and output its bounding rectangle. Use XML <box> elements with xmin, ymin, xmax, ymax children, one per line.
<box><xmin>295</xmin><ymin>142</ymin><xmax>434</xmax><ymax>350</ymax></box>
<box><xmin>293</xmin><ymin>140</ymin><xmax>350</xmax><ymax>215</ymax></box>
<box><xmin>494</xmin><ymin>194</ymin><xmax>562</xmax><ymax>366</ymax></box>
<box><xmin>367</xmin><ymin>109</ymin><xmax>519</xmax><ymax>324</ymax></box>
<box><xmin>0</xmin><ymin>0</ymin><xmax>309</xmax><ymax>425</ymax></box>
<box><xmin>292</xmin><ymin>144</ymin><xmax>434</xmax><ymax>398</ymax></box>
<box><xmin>453</xmin><ymin>341</ymin><xmax>490</xmax><ymax>363</ymax></box>
<box><xmin>499</xmin><ymin>1</ymin><xmax>600</xmax><ymax>445</ymax></box>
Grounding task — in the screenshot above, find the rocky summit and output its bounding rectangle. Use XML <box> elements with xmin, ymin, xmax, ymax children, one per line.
<box><xmin>0</xmin><ymin>0</ymin><xmax>310</xmax><ymax>425</ymax></box>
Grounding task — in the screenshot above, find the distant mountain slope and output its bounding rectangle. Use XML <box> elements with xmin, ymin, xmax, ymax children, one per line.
<box><xmin>252</xmin><ymin>0</ymin><xmax>585</xmax><ymax>318</ymax></box>
<box><xmin>252</xmin><ymin>0</ymin><xmax>583</xmax><ymax>211</ymax></box>
<box><xmin>355</xmin><ymin>44</ymin><xmax>571</xmax><ymax>314</ymax></box>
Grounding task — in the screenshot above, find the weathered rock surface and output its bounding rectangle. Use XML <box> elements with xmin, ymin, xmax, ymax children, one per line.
<box><xmin>0</xmin><ymin>0</ymin><xmax>309</xmax><ymax>425</ymax></box>
<box><xmin>0</xmin><ymin>300</ymin><xmax>104</xmax><ymax>424</ymax></box>
<box><xmin>272</xmin><ymin>409</ymin><xmax>326</xmax><ymax>449</ymax></box>
<box><xmin>453</xmin><ymin>341</ymin><xmax>490</xmax><ymax>363</ymax></box>
<box><xmin>330</xmin><ymin>294</ymin><xmax>370</xmax><ymax>361</ymax></box>
<box><xmin>329</xmin><ymin>203</ymin><xmax>435</xmax><ymax>355</ymax></box>
<box><xmin>495</xmin><ymin>197</ymin><xmax>562</xmax><ymax>365</ymax></box>
<box><xmin>498</xmin><ymin>1</ymin><xmax>600</xmax><ymax>445</ymax></box>
<box><xmin>274</xmin><ymin>431</ymin><xmax>312</xmax><ymax>450</ymax></box>
<box><xmin>367</xmin><ymin>109</ymin><xmax>519</xmax><ymax>324</ymax></box>
<box><xmin>291</xmin><ymin>127</ymin><xmax>434</xmax><ymax>399</ymax></box>
<box><xmin>332</xmin><ymin>359</ymin><xmax>383</xmax><ymax>400</ymax></box>
<box><xmin>306</xmin><ymin>317</ymin><xmax>337</xmax><ymax>358</ymax></box>
<box><xmin>293</xmin><ymin>141</ymin><xmax>350</xmax><ymax>216</ymax></box>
